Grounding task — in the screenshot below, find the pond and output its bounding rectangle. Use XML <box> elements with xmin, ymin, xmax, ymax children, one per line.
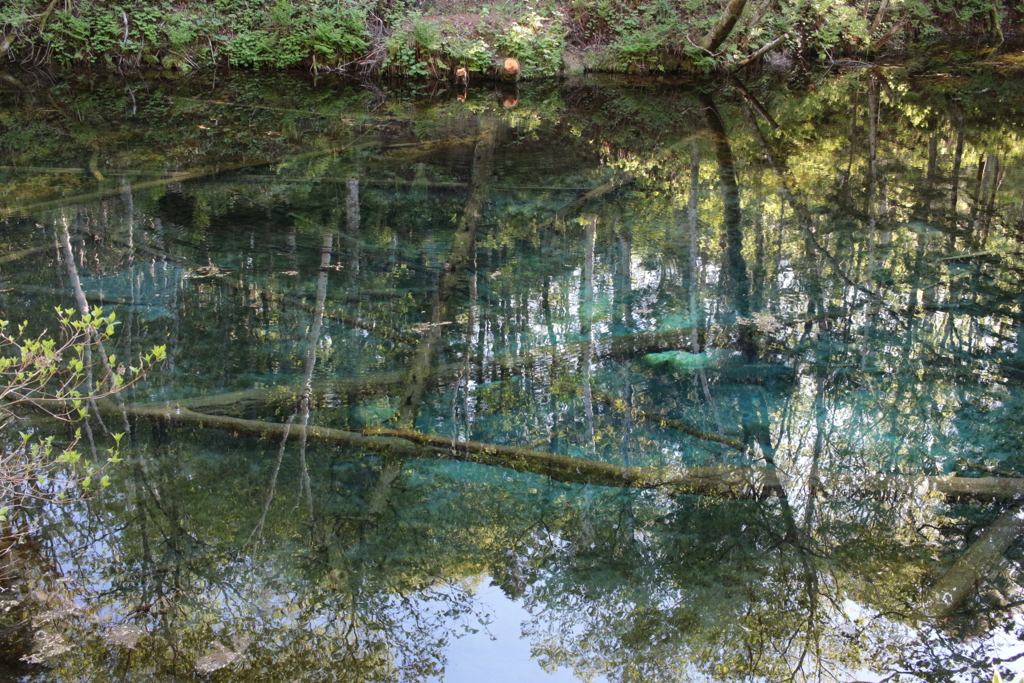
<box><xmin>2</xmin><ymin>64</ymin><xmax>1024</xmax><ymax>682</ymax></box>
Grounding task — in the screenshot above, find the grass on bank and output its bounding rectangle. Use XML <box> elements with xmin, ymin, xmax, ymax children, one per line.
<box><xmin>0</xmin><ymin>0</ymin><xmax>1018</xmax><ymax>75</ymax></box>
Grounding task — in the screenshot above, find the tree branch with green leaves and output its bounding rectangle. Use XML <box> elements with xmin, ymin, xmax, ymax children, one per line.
<box><xmin>0</xmin><ymin>307</ymin><xmax>165</xmax><ymax>529</ymax></box>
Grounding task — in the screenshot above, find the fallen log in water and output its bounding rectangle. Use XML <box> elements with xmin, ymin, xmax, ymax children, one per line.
<box><xmin>592</xmin><ymin>390</ymin><xmax>749</xmax><ymax>453</ymax></box>
<box><xmin>115</xmin><ymin>402</ymin><xmax>782</xmax><ymax>498</ymax></box>
<box><xmin>0</xmin><ymin>244</ymin><xmax>53</xmax><ymax>264</ymax></box>
<box><xmin>157</xmin><ymin>372</ymin><xmax>407</xmax><ymax>415</ymax></box>
<box><xmin>132</xmin><ymin>326</ymin><xmax>753</xmax><ymax>417</ymax></box>
<box><xmin>112</xmin><ymin>402</ymin><xmax>1024</xmax><ymax>503</ymax></box>
<box><xmin>1</xmin><ymin>136</ymin><xmax>381</xmax><ymax>218</ymax></box>
<box><xmin>363</xmin><ymin>426</ymin><xmax>780</xmax><ymax>495</ymax></box>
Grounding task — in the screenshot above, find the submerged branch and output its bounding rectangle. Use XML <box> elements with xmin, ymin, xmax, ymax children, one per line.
<box><xmin>1</xmin><ymin>135</ymin><xmax>378</xmax><ymax>219</ymax></box>
<box><xmin>161</xmin><ymin>373</ymin><xmax>407</xmax><ymax>415</ymax></box>
<box><xmin>250</xmin><ymin>285</ymin><xmax>417</xmax><ymax>344</ymax></box>
<box><xmin>130</xmin><ymin>325</ymin><xmax>775</xmax><ymax>417</ymax></box>
<box><xmin>546</xmin><ymin>176</ymin><xmax>636</xmax><ymax>225</ymax></box>
<box><xmin>593</xmin><ymin>391</ymin><xmax>749</xmax><ymax>452</ymax></box>
<box><xmin>543</xmin><ymin>132</ymin><xmax>708</xmax><ymax>227</ymax></box>
<box><xmin>0</xmin><ymin>245</ymin><xmax>53</xmax><ymax>265</ymax></box>
<box><xmin>396</xmin><ymin>120</ymin><xmax>496</xmax><ymax>427</ymax></box>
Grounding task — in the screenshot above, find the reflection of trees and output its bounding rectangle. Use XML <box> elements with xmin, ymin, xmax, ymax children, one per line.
<box><xmin>30</xmin><ymin>488</ymin><xmax>480</xmax><ymax>682</ymax></box>
<box><xmin>4</xmin><ymin>72</ymin><xmax>1024</xmax><ymax>681</ymax></box>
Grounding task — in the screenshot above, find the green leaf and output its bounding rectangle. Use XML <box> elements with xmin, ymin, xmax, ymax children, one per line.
<box><xmin>58</xmin><ymin>449</ymin><xmax>81</xmax><ymax>464</ymax></box>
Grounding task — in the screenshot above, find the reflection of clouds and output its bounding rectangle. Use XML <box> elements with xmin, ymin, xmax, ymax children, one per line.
<box><xmin>195</xmin><ymin>636</ymin><xmax>250</xmax><ymax>673</ymax></box>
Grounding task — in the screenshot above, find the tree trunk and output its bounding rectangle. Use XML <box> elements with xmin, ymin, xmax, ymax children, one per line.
<box><xmin>395</xmin><ymin>120</ymin><xmax>496</xmax><ymax>428</ymax></box>
<box><xmin>698</xmin><ymin>0</ymin><xmax>749</xmax><ymax>53</ymax></box>
<box><xmin>869</xmin><ymin>0</ymin><xmax>890</xmax><ymax>35</ymax></box>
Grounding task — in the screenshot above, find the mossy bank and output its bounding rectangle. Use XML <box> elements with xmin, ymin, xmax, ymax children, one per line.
<box><xmin>0</xmin><ymin>0</ymin><xmax>1021</xmax><ymax>76</ymax></box>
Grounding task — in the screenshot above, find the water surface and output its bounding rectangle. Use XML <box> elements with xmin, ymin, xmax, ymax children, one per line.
<box><xmin>2</xmin><ymin>66</ymin><xmax>1024</xmax><ymax>682</ymax></box>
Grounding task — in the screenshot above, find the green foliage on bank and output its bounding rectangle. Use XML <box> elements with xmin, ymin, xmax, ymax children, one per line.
<box><xmin>0</xmin><ymin>0</ymin><xmax>569</xmax><ymax>75</ymax></box>
<box><xmin>0</xmin><ymin>0</ymin><xmax>1018</xmax><ymax>74</ymax></box>
<box><xmin>0</xmin><ymin>0</ymin><xmax>374</xmax><ymax>71</ymax></box>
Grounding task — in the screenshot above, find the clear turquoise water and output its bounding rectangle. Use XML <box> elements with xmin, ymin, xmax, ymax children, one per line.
<box><xmin>2</xmin><ymin>67</ymin><xmax>1024</xmax><ymax>681</ymax></box>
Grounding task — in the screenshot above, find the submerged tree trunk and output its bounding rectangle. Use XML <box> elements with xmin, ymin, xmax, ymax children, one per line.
<box><xmin>116</xmin><ymin>402</ymin><xmax>782</xmax><ymax>497</ymax></box>
<box><xmin>581</xmin><ymin>216</ymin><xmax>597</xmax><ymax>453</ymax></box>
<box><xmin>110</xmin><ymin>401</ymin><xmax>1024</xmax><ymax>503</ymax></box>
<box><xmin>396</xmin><ymin>122</ymin><xmax>496</xmax><ymax>427</ymax></box>
<box><xmin>141</xmin><ymin>322</ymin><xmax>778</xmax><ymax>420</ymax></box>
<box><xmin>683</xmin><ymin>140</ymin><xmax>724</xmax><ymax>434</ymax></box>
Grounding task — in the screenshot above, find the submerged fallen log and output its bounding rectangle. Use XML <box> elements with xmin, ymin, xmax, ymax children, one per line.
<box><xmin>116</xmin><ymin>402</ymin><xmax>782</xmax><ymax>498</ymax></box>
<box><xmin>849</xmin><ymin>472</ymin><xmax>1024</xmax><ymax>502</ymax></box>
<box><xmin>545</xmin><ymin>175</ymin><xmax>635</xmax><ymax>225</ymax></box>
<box><xmin>135</xmin><ymin>326</ymin><xmax>759</xmax><ymax>417</ymax></box>
<box><xmin>252</xmin><ymin>287</ymin><xmax>416</xmax><ymax>344</ymax></box>
<box><xmin>365</xmin><ymin>426</ymin><xmax>783</xmax><ymax>495</ymax></box>
<box><xmin>1</xmin><ymin>135</ymin><xmax>381</xmax><ymax>218</ymax></box>
<box><xmin>4</xmin><ymin>283</ymin><xmax>140</xmax><ymax>306</ymax></box>
<box><xmin>592</xmin><ymin>391</ymin><xmax>748</xmax><ymax>453</ymax></box>
<box><xmin>0</xmin><ymin>244</ymin><xmax>53</xmax><ymax>265</ymax></box>
<box><xmin>113</xmin><ymin>402</ymin><xmax>1024</xmax><ymax>504</ymax></box>
<box><xmin>162</xmin><ymin>372</ymin><xmax>407</xmax><ymax>415</ymax></box>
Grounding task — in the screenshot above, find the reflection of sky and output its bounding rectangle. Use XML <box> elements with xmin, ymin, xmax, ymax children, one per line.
<box><xmin>428</xmin><ymin>581</ymin><xmax>609</xmax><ymax>683</ymax></box>
<box><xmin>842</xmin><ymin>600</ymin><xmax>1024</xmax><ymax>683</ymax></box>
<box><xmin>433</xmin><ymin>579</ymin><xmax>1024</xmax><ymax>683</ymax></box>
